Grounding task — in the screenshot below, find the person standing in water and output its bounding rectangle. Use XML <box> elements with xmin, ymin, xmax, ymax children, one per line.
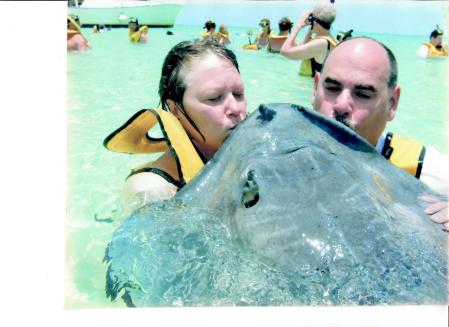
<box><xmin>128</xmin><ymin>17</ymin><xmax>148</xmax><ymax>43</ymax></box>
<box><xmin>268</xmin><ymin>17</ymin><xmax>293</xmax><ymax>53</ymax></box>
<box><xmin>281</xmin><ymin>1</ymin><xmax>337</xmax><ymax>77</ymax></box>
<box><xmin>417</xmin><ymin>27</ymin><xmax>448</xmax><ymax>58</ymax></box>
<box><xmin>104</xmin><ymin>40</ymin><xmax>247</xmax><ymax>208</ymax></box>
<box><xmin>67</xmin><ymin>14</ymin><xmax>91</xmax><ymax>51</ymax></box>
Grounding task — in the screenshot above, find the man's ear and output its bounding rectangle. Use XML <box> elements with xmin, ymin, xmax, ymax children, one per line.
<box><xmin>167</xmin><ymin>99</ymin><xmax>182</xmax><ymax>119</ymax></box>
<box><xmin>388</xmin><ymin>85</ymin><xmax>401</xmax><ymax>121</ymax></box>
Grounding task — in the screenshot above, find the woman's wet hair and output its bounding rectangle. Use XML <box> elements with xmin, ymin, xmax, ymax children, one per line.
<box><xmin>158</xmin><ymin>39</ymin><xmax>240</xmax><ymax>140</ymax></box>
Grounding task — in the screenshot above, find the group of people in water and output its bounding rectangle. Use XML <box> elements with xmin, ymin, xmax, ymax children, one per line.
<box><xmin>68</xmin><ymin>1</ymin><xmax>449</xmax><ymax>228</ymax></box>
<box><xmin>200</xmin><ymin>20</ymin><xmax>231</xmax><ymax>46</ymax></box>
<box><xmin>66</xmin><ymin>14</ymin><xmax>150</xmax><ymax>49</ymax></box>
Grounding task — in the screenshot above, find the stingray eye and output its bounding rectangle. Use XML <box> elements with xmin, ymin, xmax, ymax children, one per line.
<box><xmin>241</xmin><ymin>170</ymin><xmax>259</xmax><ymax>208</ymax></box>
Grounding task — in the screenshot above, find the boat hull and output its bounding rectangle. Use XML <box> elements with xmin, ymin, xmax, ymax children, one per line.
<box><xmin>68</xmin><ymin>4</ymin><xmax>182</xmax><ymax>27</ymax></box>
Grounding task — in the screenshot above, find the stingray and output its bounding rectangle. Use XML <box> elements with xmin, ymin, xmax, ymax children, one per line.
<box><xmin>104</xmin><ymin>103</ymin><xmax>448</xmax><ymax>307</ymax></box>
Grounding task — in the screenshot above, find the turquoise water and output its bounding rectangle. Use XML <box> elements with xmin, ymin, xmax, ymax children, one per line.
<box><xmin>66</xmin><ymin>25</ymin><xmax>448</xmax><ymax>308</ymax></box>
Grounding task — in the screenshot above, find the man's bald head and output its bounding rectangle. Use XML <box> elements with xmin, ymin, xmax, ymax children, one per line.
<box><xmin>322</xmin><ymin>37</ymin><xmax>398</xmax><ymax>89</ymax></box>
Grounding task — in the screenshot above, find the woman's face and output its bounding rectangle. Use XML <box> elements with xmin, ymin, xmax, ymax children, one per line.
<box><xmin>171</xmin><ymin>53</ymin><xmax>247</xmax><ymax>159</ymax></box>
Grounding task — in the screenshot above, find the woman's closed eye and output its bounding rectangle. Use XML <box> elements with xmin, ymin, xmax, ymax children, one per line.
<box><xmin>207</xmin><ymin>95</ymin><xmax>222</xmax><ymax>102</ymax></box>
<box><xmin>233</xmin><ymin>92</ymin><xmax>245</xmax><ymax>99</ymax></box>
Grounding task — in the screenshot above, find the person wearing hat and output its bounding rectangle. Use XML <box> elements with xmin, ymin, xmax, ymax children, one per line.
<box><xmin>268</xmin><ymin>17</ymin><xmax>293</xmax><ymax>53</ymax></box>
<box><xmin>417</xmin><ymin>27</ymin><xmax>448</xmax><ymax>58</ymax></box>
<box><xmin>67</xmin><ymin>14</ymin><xmax>91</xmax><ymax>51</ymax></box>
<box><xmin>103</xmin><ymin>40</ymin><xmax>247</xmax><ymax>209</ymax></box>
<box><xmin>128</xmin><ymin>17</ymin><xmax>148</xmax><ymax>43</ymax></box>
<box><xmin>281</xmin><ymin>1</ymin><xmax>337</xmax><ymax>77</ymax></box>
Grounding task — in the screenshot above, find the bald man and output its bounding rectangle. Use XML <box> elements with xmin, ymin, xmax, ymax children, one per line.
<box><xmin>312</xmin><ymin>37</ymin><xmax>449</xmax><ymax>229</ymax></box>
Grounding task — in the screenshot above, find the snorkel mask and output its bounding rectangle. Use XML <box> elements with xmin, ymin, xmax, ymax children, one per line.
<box><xmin>307</xmin><ymin>13</ymin><xmax>331</xmax><ymax>30</ymax></box>
<box><xmin>70</xmin><ymin>14</ymin><xmax>80</xmax><ymax>25</ymax></box>
<box><xmin>307</xmin><ymin>13</ymin><xmax>314</xmax><ymax>26</ymax></box>
<box><xmin>259</xmin><ymin>19</ymin><xmax>270</xmax><ymax>29</ymax></box>
<box><xmin>128</xmin><ymin>17</ymin><xmax>139</xmax><ymax>30</ymax></box>
<box><xmin>336</xmin><ymin>29</ymin><xmax>353</xmax><ymax>42</ymax></box>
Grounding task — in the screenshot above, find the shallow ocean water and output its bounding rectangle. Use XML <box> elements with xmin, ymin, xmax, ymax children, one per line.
<box><xmin>66</xmin><ymin>22</ymin><xmax>448</xmax><ymax>308</ymax></box>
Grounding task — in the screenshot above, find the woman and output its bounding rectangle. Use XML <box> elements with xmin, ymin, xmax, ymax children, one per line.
<box><xmin>128</xmin><ymin>17</ymin><xmax>148</xmax><ymax>43</ymax></box>
<box><xmin>104</xmin><ymin>40</ymin><xmax>247</xmax><ymax>207</ymax></box>
<box><xmin>254</xmin><ymin>18</ymin><xmax>272</xmax><ymax>49</ymax></box>
<box><xmin>281</xmin><ymin>1</ymin><xmax>337</xmax><ymax>77</ymax></box>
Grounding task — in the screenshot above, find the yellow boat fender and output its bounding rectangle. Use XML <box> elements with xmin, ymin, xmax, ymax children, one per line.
<box><xmin>243</xmin><ymin>44</ymin><xmax>258</xmax><ymax>51</ymax></box>
<box><xmin>103</xmin><ymin>109</ymin><xmax>204</xmax><ymax>185</ymax></box>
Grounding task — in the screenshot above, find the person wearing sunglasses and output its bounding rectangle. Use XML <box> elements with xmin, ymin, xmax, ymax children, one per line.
<box><xmin>280</xmin><ymin>1</ymin><xmax>337</xmax><ymax>77</ymax></box>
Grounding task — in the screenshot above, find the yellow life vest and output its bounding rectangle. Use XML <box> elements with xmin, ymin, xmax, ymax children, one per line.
<box><xmin>129</xmin><ymin>25</ymin><xmax>148</xmax><ymax>43</ymax></box>
<box><xmin>200</xmin><ymin>31</ymin><xmax>220</xmax><ymax>40</ymax></box>
<box><xmin>218</xmin><ymin>32</ymin><xmax>231</xmax><ymax>44</ymax></box>
<box><xmin>299</xmin><ymin>36</ymin><xmax>338</xmax><ymax>77</ymax></box>
<box><xmin>380</xmin><ymin>132</ymin><xmax>426</xmax><ymax>178</ymax></box>
<box><xmin>423</xmin><ymin>42</ymin><xmax>448</xmax><ymax>57</ymax></box>
<box><xmin>103</xmin><ymin>109</ymin><xmax>204</xmax><ymax>185</ymax></box>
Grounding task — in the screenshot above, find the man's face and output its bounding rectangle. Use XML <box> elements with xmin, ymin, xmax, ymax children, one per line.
<box><xmin>312</xmin><ymin>39</ymin><xmax>400</xmax><ymax>146</ymax></box>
